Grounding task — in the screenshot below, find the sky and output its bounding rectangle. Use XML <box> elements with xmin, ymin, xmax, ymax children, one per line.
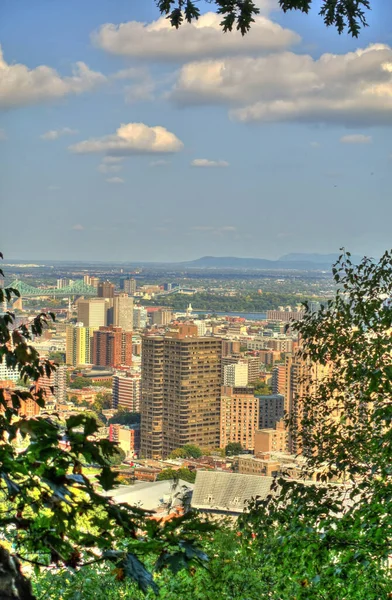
<box><xmin>0</xmin><ymin>0</ymin><xmax>391</xmax><ymax>262</ymax></box>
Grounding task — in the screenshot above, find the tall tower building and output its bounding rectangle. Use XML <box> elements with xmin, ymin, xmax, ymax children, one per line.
<box><xmin>37</xmin><ymin>363</ymin><xmax>68</xmax><ymax>404</ymax></box>
<box><xmin>98</xmin><ymin>281</ymin><xmax>115</xmax><ymax>298</ymax></box>
<box><xmin>92</xmin><ymin>326</ymin><xmax>132</xmax><ymax>368</ymax></box>
<box><xmin>66</xmin><ymin>324</ymin><xmax>94</xmax><ymax>367</ymax></box>
<box><xmin>220</xmin><ymin>387</ymin><xmax>259</xmax><ymax>451</ymax></box>
<box><xmin>133</xmin><ymin>306</ymin><xmax>148</xmax><ymax>330</ymax></box>
<box><xmin>123</xmin><ymin>278</ymin><xmax>137</xmax><ymax>295</ymax></box>
<box><xmin>112</xmin><ymin>372</ymin><xmax>141</xmax><ymax>412</ymax></box>
<box><xmin>77</xmin><ymin>298</ymin><xmax>106</xmax><ymax>328</ymax></box>
<box><xmin>113</xmin><ymin>294</ymin><xmax>134</xmax><ymax>331</ymax></box>
<box><xmin>141</xmin><ymin>327</ymin><xmax>222</xmax><ymax>459</ymax></box>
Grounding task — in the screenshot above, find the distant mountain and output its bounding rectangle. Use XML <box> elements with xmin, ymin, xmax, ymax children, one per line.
<box><xmin>180</xmin><ymin>256</ymin><xmax>335</xmax><ymax>270</ymax></box>
<box><xmin>279</xmin><ymin>253</ymin><xmax>363</xmax><ymax>264</ymax></box>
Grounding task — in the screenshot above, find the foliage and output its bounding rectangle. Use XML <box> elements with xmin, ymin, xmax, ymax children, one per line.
<box><xmin>156</xmin><ymin>0</ymin><xmax>370</xmax><ymax>36</ymax></box>
<box><xmin>69</xmin><ymin>376</ymin><xmax>92</xmax><ymax>389</ymax></box>
<box><xmin>0</xmin><ymin>257</ymin><xmax>214</xmax><ymax>597</ymax></box>
<box><xmin>237</xmin><ymin>250</ymin><xmax>392</xmax><ymax>598</ymax></box>
<box><xmin>109</xmin><ymin>410</ymin><xmax>141</xmax><ymax>426</ymax></box>
<box><xmin>106</xmin><ymin>446</ymin><xmax>126</xmax><ymax>466</ymax></box>
<box><xmin>93</xmin><ymin>391</ymin><xmax>112</xmax><ymax>412</ymax></box>
<box><xmin>157</xmin><ymin>468</ymin><xmax>196</xmax><ymax>484</ymax></box>
<box><xmin>253</xmin><ymin>379</ymin><xmax>272</xmax><ymax>395</ymax></box>
<box><xmin>150</xmin><ymin>291</ymin><xmax>313</xmax><ymax>313</ymax></box>
<box><xmin>224</xmin><ymin>442</ymin><xmax>243</xmax><ymax>456</ymax></box>
<box><xmin>169</xmin><ymin>445</ymin><xmax>202</xmax><ymax>459</ymax></box>
<box><xmin>48</xmin><ymin>351</ymin><xmax>65</xmax><ymax>364</ymax></box>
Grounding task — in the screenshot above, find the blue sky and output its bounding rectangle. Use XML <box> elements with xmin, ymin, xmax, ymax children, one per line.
<box><xmin>0</xmin><ymin>0</ymin><xmax>391</xmax><ymax>262</ymax></box>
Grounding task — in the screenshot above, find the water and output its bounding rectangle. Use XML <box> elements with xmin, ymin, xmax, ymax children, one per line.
<box><xmin>193</xmin><ymin>311</ymin><xmax>267</xmax><ymax>321</ymax></box>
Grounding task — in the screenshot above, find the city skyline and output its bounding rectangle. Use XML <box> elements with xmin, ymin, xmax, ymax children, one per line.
<box><xmin>1</xmin><ymin>0</ymin><xmax>391</xmax><ymax>262</ymax></box>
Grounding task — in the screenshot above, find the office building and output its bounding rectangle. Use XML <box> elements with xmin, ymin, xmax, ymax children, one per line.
<box><xmin>92</xmin><ymin>326</ymin><xmax>132</xmax><ymax>368</ymax></box>
<box><xmin>223</xmin><ymin>362</ymin><xmax>248</xmax><ymax>387</ymax></box>
<box><xmin>266</xmin><ymin>310</ymin><xmax>304</xmax><ymax>322</ymax></box>
<box><xmin>258</xmin><ymin>394</ymin><xmax>285</xmax><ymax>429</ymax></box>
<box><xmin>150</xmin><ymin>309</ymin><xmax>173</xmax><ymax>327</ymax></box>
<box><xmin>254</xmin><ymin>421</ymin><xmax>287</xmax><ymax>453</ymax></box>
<box><xmin>247</xmin><ymin>356</ymin><xmax>261</xmax><ymax>383</ymax></box>
<box><xmin>66</xmin><ymin>323</ymin><xmax>94</xmax><ymax>367</ymax></box>
<box><xmin>220</xmin><ymin>387</ymin><xmax>259</xmax><ymax>451</ymax></box>
<box><xmin>123</xmin><ymin>278</ymin><xmax>137</xmax><ymax>295</ymax></box>
<box><xmin>112</xmin><ymin>372</ymin><xmax>141</xmax><ymax>412</ymax></box>
<box><xmin>37</xmin><ymin>363</ymin><xmax>68</xmax><ymax>404</ymax></box>
<box><xmin>113</xmin><ymin>294</ymin><xmax>134</xmax><ymax>331</ymax></box>
<box><xmin>133</xmin><ymin>306</ymin><xmax>148</xmax><ymax>329</ymax></box>
<box><xmin>272</xmin><ymin>364</ymin><xmax>287</xmax><ymax>395</ymax></box>
<box><xmin>98</xmin><ymin>280</ymin><xmax>115</xmax><ymax>298</ymax></box>
<box><xmin>222</xmin><ymin>340</ymin><xmax>241</xmax><ymax>357</ymax></box>
<box><xmin>0</xmin><ymin>359</ymin><xmax>19</xmax><ymax>382</ymax></box>
<box><xmin>109</xmin><ymin>423</ymin><xmax>140</xmax><ymax>457</ymax></box>
<box><xmin>77</xmin><ymin>298</ymin><xmax>106</xmax><ymax>328</ymax></box>
<box><xmin>57</xmin><ymin>278</ymin><xmax>73</xmax><ymax>289</ymax></box>
<box><xmin>141</xmin><ymin>327</ymin><xmax>222</xmax><ymax>459</ymax></box>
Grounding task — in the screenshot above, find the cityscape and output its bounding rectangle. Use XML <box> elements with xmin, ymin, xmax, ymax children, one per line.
<box><xmin>1</xmin><ymin>0</ymin><xmax>391</xmax><ymax>597</ymax></box>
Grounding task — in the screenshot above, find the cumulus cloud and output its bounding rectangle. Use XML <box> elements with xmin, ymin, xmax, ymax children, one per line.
<box><xmin>92</xmin><ymin>12</ymin><xmax>299</xmax><ymax>61</ymax></box>
<box><xmin>340</xmin><ymin>134</ymin><xmax>372</xmax><ymax>144</ymax></box>
<box><xmin>170</xmin><ymin>44</ymin><xmax>392</xmax><ymax>126</ymax></box>
<box><xmin>69</xmin><ymin>122</ymin><xmax>183</xmax><ymax>156</ymax></box>
<box><xmin>106</xmin><ymin>177</ymin><xmax>124</xmax><ymax>184</ymax></box>
<box><xmin>191</xmin><ymin>158</ymin><xmax>229</xmax><ymax>167</ymax></box>
<box><xmin>150</xmin><ymin>159</ymin><xmax>170</xmax><ymax>167</ymax></box>
<box><xmin>0</xmin><ymin>45</ymin><xmax>106</xmax><ymax>109</ymax></box>
<box><xmin>41</xmin><ymin>127</ymin><xmax>78</xmax><ymax>140</ymax></box>
<box><xmin>98</xmin><ymin>163</ymin><xmax>123</xmax><ymax>174</ymax></box>
<box><xmin>72</xmin><ymin>224</ymin><xmax>84</xmax><ymax>230</ymax></box>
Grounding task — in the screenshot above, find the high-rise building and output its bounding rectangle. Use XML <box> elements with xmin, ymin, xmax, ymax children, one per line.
<box><xmin>133</xmin><ymin>306</ymin><xmax>148</xmax><ymax>329</ymax></box>
<box><xmin>98</xmin><ymin>280</ymin><xmax>115</xmax><ymax>298</ymax></box>
<box><xmin>37</xmin><ymin>363</ymin><xmax>68</xmax><ymax>404</ymax></box>
<box><xmin>92</xmin><ymin>326</ymin><xmax>132</xmax><ymax>368</ymax></box>
<box><xmin>123</xmin><ymin>278</ymin><xmax>137</xmax><ymax>295</ymax></box>
<box><xmin>247</xmin><ymin>356</ymin><xmax>261</xmax><ymax>383</ymax></box>
<box><xmin>141</xmin><ymin>327</ymin><xmax>222</xmax><ymax>459</ymax></box>
<box><xmin>77</xmin><ymin>298</ymin><xmax>106</xmax><ymax>328</ymax></box>
<box><xmin>57</xmin><ymin>278</ymin><xmax>73</xmax><ymax>289</ymax></box>
<box><xmin>150</xmin><ymin>309</ymin><xmax>172</xmax><ymax>326</ymax></box>
<box><xmin>272</xmin><ymin>364</ymin><xmax>287</xmax><ymax>395</ymax></box>
<box><xmin>254</xmin><ymin>421</ymin><xmax>287</xmax><ymax>454</ymax></box>
<box><xmin>66</xmin><ymin>323</ymin><xmax>94</xmax><ymax>367</ymax></box>
<box><xmin>221</xmin><ymin>340</ymin><xmax>241</xmax><ymax>357</ymax></box>
<box><xmin>112</xmin><ymin>372</ymin><xmax>141</xmax><ymax>412</ymax></box>
<box><xmin>258</xmin><ymin>394</ymin><xmax>285</xmax><ymax>429</ymax></box>
<box><xmin>220</xmin><ymin>387</ymin><xmax>259</xmax><ymax>451</ymax></box>
<box><xmin>90</xmin><ymin>276</ymin><xmax>100</xmax><ymax>289</ymax></box>
<box><xmin>113</xmin><ymin>294</ymin><xmax>134</xmax><ymax>331</ymax></box>
<box><xmin>0</xmin><ymin>359</ymin><xmax>19</xmax><ymax>382</ymax></box>
<box><xmin>223</xmin><ymin>362</ymin><xmax>249</xmax><ymax>387</ymax></box>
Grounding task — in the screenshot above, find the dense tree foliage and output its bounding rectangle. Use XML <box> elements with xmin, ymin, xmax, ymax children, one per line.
<box><xmin>156</xmin><ymin>0</ymin><xmax>371</xmax><ymax>36</ymax></box>
<box><xmin>157</xmin><ymin>467</ymin><xmax>196</xmax><ymax>484</ymax></box>
<box><xmin>224</xmin><ymin>442</ymin><xmax>243</xmax><ymax>456</ymax></box>
<box><xmin>150</xmin><ymin>291</ymin><xmax>312</xmax><ymax>313</ymax></box>
<box><xmin>169</xmin><ymin>445</ymin><xmax>203</xmax><ymax>459</ymax></box>
<box><xmin>109</xmin><ymin>410</ymin><xmax>141</xmax><ymax>426</ymax></box>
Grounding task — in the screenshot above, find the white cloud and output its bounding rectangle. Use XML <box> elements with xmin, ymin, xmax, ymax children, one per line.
<box><xmin>69</xmin><ymin>122</ymin><xmax>183</xmax><ymax>156</ymax></box>
<box><xmin>170</xmin><ymin>44</ymin><xmax>392</xmax><ymax>126</ymax></box>
<box><xmin>92</xmin><ymin>12</ymin><xmax>299</xmax><ymax>61</ymax></box>
<box><xmin>0</xmin><ymin>45</ymin><xmax>106</xmax><ymax>109</ymax></box>
<box><xmin>150</xmin><ymin>159</ymin><xmax>170</xmax><ymax>167</ymax></box>
<box><xmin>72</xmin><ymin>224</ymin><xmax>84</xmax><ymax>230</ymax></box>
<box><xmin>98</xmin><ymin>163</ymin><xmax>123</xmax><ymax>174</ymax></box>
<box><xmin>102</xmin><ymin>156</ymin><xmax>123</xmax><ymax>164</ymax></box>
<box><xmin>340</xmin><ymin>134</ymin><xmax>372</xmax><ymax>144</ymax></box>
<box><xmin>41</xmin><ymin>127</ymin><xmax>78</xmax><ymax>140</ymax></box>
<box><xmin>106</xmin><ymin>177</ymin><xmax>124</xmax><ymax>184</ymax></box>
<box><xmin>191</xmin><ymin>158</ymin><xmax>229</xmax><ymax>168</ymax></box>
<box><xmin>0</xmin><ymin>128</ymin><xmax>7</xmax><ymax>140</ymax></box>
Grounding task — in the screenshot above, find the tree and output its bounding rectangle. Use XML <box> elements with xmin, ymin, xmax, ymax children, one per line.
<box><xmin>156</xmin><ymin>0</ymin><xmax>371</xmax><ymax>37</ymax></box>
<box><xmin>69</xmin><ymin>376</ymin><xmax>92</xmax><ymax>389</ymax></box>
<box><xmin>93</xmin><ymin>392</ymin><xmax>112</xmax><ymax>412</ymax></box>
<box><xmin>106</xmin><ymin>446</ymin><xmax>126</xmax><ymax>466</ymax></box>
<box><xmin>0</xmin><ymin>257</ymin><xmax>212</xmax><ymax>597</ymax></box>
<box><xmin>109</xmin><ymin>410</ymin><xmax>140</xmax><ymax>426</ymax></box>
<box><xmin>238</xmin><ymin>250</ymin><xmax>392</xmax><ymax>598</ymax></box>
<box><xmin>48</xmin><ymin>351</ymin><xmax>65</xmax><ymax>364</ymax></box>
<box><xmin>253</xmin><ymin>379</ymin><xmax>272</xmax><ymax>395</ymax></box>
<box><xmin>182</xmin><ymin>444</ymin><xmax>203</xmax><ymax>458</ymax></box>
<box><xmin>224</xmin><ymin>442</ymin><xmax>243</xmax><ymax>456</ymax></box>
<box><xmin>157</xmin><ymin>467</ymin><xmax>196</xmax><ymax>484</ymax></box>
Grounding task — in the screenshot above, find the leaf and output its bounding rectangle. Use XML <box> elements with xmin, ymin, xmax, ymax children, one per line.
<box><xmin>123</xmin><ymin>553</ymin><xmax>159</xmax><ymax>594</ymax></box>
<box><xmin>96</xmin><ymin>466</ymin><xmax>118</xmax><ymax>491</ymax></box>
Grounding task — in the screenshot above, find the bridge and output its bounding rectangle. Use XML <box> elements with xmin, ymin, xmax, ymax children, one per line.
<box><xmin>7</xmin><ymin>279</ymin><xmax>97</xmax><ymax>298</ymax></box>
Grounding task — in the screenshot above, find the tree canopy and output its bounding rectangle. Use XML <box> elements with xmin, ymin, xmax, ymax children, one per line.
<box><xmin>156</xmin><ymin>0</ymin><xmax>371</xmax><ymax>37</ymax></box>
